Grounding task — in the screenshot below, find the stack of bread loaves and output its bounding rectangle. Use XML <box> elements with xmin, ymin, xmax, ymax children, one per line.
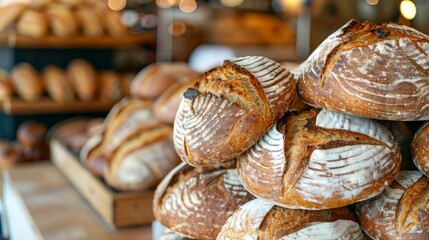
<box><xmin>79</xmin><ymin>62</ymin><xmax>200</xmax><ymax>191</ymax></box>
<box><xmin>154</xmin><ymin>20</ymin><xmax>429</xmax><ymax>239</ymax></box>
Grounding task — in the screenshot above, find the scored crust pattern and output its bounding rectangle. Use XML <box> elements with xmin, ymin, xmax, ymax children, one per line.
<box><xmin>237</xmin><ymin>109</ymin><xmax>401</xmax><ymax>209</ymax></box>
<box><xmin>299</xmin><ymin>20</ymin><xmax>429</xmax><ymax>120</ymax></box>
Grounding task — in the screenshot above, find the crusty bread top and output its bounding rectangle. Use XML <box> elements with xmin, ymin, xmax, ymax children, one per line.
<box><xmin>299</xmin><ymin>20</ymin><xmax>429</xmax><ymax>120</ymax></box>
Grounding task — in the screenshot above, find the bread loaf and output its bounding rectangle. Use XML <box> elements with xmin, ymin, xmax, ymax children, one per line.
<box><xmin>46</xmin><ymin>4</ymin><xmax>77</xmax><ymax>37</ymax></box>
<box><xmin>0</xmin><ymin>140</ymin><xmax>23</xmax><ymax>168</ymax></box>
<box><xmin>411</xmin><ymin>122</ymin><xmax>429</xmax><ymax>177</ymax></box>
<box><xmin>10</xmin><ymin>63</ymin><xmax>44</xmax><ymax>102</ymax></box>
<box><xmin>103</xmin><ymin>10</ymin><xmax>127</xmax><ymax>36</ymax></box>
<box><xmin>104</xmin><ymin>123</ymin><xmax>180</xmax><ymax>191</ymax></box>
<box><xmin>237</xmin><ymin>108</ymin><xmax>401</xmax><ymax>209</ymax></box>
<box><xmin>74</xmin><ymin>6</ymin><xmax>103</xmax><ymax>37</ymax></box>
<box><xmin>66</xmin><ymin>59</ymin><xmax>97</xmax><ymax>101</ymax></box>
<box><xmin>42</xmin><ymin>65</ymin><xmax>74</xmax><ymax>103</ymax></box>
<box><xmin>153</xmin><ymin>162</ymin><xmax>254</xmax><ymax>239</ymax></box>
<box><xmin>17</xmin><ymin>121</ymin><xmax>49</xmax><ymax>162</ymax></box>
<box><xmin>98</xmin><ymin>71</ymin><xmax>122</xmax><ymax>101</ymax></box>
<box><xmin>0</xmin><ymin>4</ymin><xmax>26</xmax><ymax>33</ymax></box>
<box><xmin>356</xmin><ymin>171</ymin><xmax>429</xmax><ymax>240</ymax></box>
<box><xmin>174</xmin><ymin>56</ymin><xmax>298</xmax><ymax>166</ymax></box>
<box><xmin>298</xmin><ymin>20</ymin><xmax>429</xmax><ymax>121</ymax></box>
<box><xmin>80</xmin><ymin>131</ymin><xmax>106</xmax><ymax>176</ymax></box>
<box><xmin>154</xmin><ymin>76</ymin><xmax>200</xmax><ymax>124</ymax></box>
<box><xmin>0</xmin><ymin>70</ymin><xmax>14</xmax><ymax>101</ymax></box>
<box><xmin>16</xmin><ymin>8</ymin><xmax>48</xmax><ymax>38</ymax></box>
<box><xmin>218</xmin><ymin>198</ymin><xmax>363</xmax><ymax>240</ymax></box>
<box><xmin>101</xmin><ymin>98</ymin><xmax>158</xmax><ymax>156</ymax></box>
<box><xmin>131</xmin><ymin>62</ymin><xmax>199</xmax><ymax>99</ymax></box>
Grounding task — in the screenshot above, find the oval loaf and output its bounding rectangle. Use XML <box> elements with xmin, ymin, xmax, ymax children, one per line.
<box><xmin>411</xmin><ymin>122</ymin><xmax>429</xmax><ymax>177</ymax></box>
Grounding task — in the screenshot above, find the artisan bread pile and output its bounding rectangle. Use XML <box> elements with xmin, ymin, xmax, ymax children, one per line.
<box><xmin>153</xmin><ymin>20</ymin><xmax>429</xmax><ymax>240</ymax></box>
<box><xmin>78</xmin><ymin>62</ymin><xmax>200</xmax><ymax>191</ymax></box>
<box><xmin>0</xmin><ymin>0</ymin><xmax>128</xmax><ymax>38</ymax></box>
<box><xmin>0</xmin><ymin>59</ymin><xmax>132</xmax><ymax>103</ymax></box>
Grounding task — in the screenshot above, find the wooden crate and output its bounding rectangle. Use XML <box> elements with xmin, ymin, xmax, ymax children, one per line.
<box><xmin>50</xmin><ymin>139</ymin><xmax>155</xmax><ymax>229</ymax></box>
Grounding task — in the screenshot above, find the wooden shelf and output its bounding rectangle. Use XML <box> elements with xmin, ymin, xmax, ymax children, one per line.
<box><xmin>1</xmin><ymin>97</ymin><xmax>116</xmax><ymax>115</ymax></box>
<box><xmin>0</xmin><ymin>32</ymin><xmax>156</xmax><ymax>49</ymax></box>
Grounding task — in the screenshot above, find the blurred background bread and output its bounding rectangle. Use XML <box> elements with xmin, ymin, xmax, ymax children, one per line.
<box><xmin>67</xmin><ymin>59</ymin><xmax>97</xmax><ymax>102</ymax></box>
<box><xmin>42</xmin><ymin>65</ymin><xmax>74</xmax><ymax>103</ymax></box>
<box><xmin>10</xmin><ymin>63</ymin><xmax>44</xmax><ymax>102</ymax></box>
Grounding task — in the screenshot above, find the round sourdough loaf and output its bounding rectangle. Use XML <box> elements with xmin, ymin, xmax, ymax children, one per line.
<box><xmin>104</xmin><ymin>123</ymin><xmax>180</xmax><ymax>191</ymax></box>
<box><xmin>217</xmin><ymin>198</ymin><xmax>363</xmax><ymax>240</ymax></box>
<box><xmin>153</xmin><ymin>76</ymin><xmax>200</xmax><ymax>125</ymax></box>
<box><xmin>411</xmin><ymin>122</ymin><xmax>429</xmax><ymax>177</ymax></box>
<box><xmin>153</xmin><ymin>162</ymin><xmax>254</xmax><ymax>240</ymax></box>
<box><xmin>356</xmin><ymin>171</ymin><xmax>429</xmax><ymax>240</ymax></box>
<box><xmin>237</xmin><ymin>108</ymin><xmax>401</xmax><ymax>209</ymax></box>
<box><xmin>298</xmin><ymin>20</ymin><xmax>429</xmax><ymax>121</ymax></box>
<box><xmin>174</xmin><ymin>56</ymin><xmax>298</xmax><ymax>166</ymax></box>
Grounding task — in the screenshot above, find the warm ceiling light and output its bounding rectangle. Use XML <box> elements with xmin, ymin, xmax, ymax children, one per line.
<box><xmin>108</xmin><ymin>0</ymin><xmax>126</xmax><ymax>11</ymax></box>
<box><xmin>156</xmin><ymin>0</ymin><xmax>176</xmax><ymax>8</ymax></box>
<box><xmin>366</xmin><ymin>0</ymin><xmax>379</xmax><ymax>5</ymax></box>
<box><xmin>179</xmin><ymin>0</ymin><xmax>197</xmax><ymax>13</ymax></box>
<box><xmin>220</xmin><ymin>0</ymin><xmax>244</xmax><ymax>7</ymax></box>
<box><xmin>400</xmin><ymin>0</ymin><xmax>417</xmax><ymax>20</ymax></box>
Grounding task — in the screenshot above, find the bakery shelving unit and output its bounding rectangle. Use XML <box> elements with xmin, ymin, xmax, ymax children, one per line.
<box><xmin>0</xmin><ymin>31</ymin><xmax>156</xmax><ymax>140</ymax></box>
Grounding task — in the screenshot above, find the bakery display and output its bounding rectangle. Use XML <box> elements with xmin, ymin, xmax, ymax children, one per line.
<box><xmin>131</xmin><ymin>62</ymin><xmax>199</xmax><ymax>99</ymax></box>
<box><xmin>16</xmin><ymin>8</ymin><xmax>48</xmax><ymax>38</ymax></box>
<box><xmin>0</xmin><ymin>70</ymin><xmax>14</xmax><ymax>101</ymax></box>
<box><xmin>412</xmin><ymin>122</ymin><xmax>429</xmax><ymax>177</ymax></box>
<box><xmin>174</xmin><ymin>56</ymin><xmax>299</xmax><ymax>167</ymax></box>
<box><xmin>10</xmin><ymin>63</ymin><xmax>44</xmax><ymax>102</ymax></box>
<box><xmin>153</xmin><ymin>162</ymin><xmax>254</xmax><ymax>239</ymax></box>
<box><xmin>298</xmin><ymin>19</ymin><xmax>429</xmax><ymax>121</ymax></box>
<box><xmin>356</xmin><ymin>171</ymin><xmax>429</xmax><ymax>240</ymax></box>
<box><xmin>237</xmin><ymin>108</ymin><xmax>401</xmax><ymax>209</ymax></box>
<box><xmin>218</xmin><ymin>198</ymin><xmax>363</xmax><ymax>239</ymax></box>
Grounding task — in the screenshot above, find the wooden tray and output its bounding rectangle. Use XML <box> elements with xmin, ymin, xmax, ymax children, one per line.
<box><xmin>1</xmin><ymin>97</ymin><xmax>117</xmax><ymax>115</ymax></box>
<box><xmin>0</xmin><ymin>32</ymin><xmax>156</xmax><ymax>49</ymax></box>
<box><xmin>50</xmin><ymin>139</ymin><xmax>155</xmax><ymax>229</ymax></box>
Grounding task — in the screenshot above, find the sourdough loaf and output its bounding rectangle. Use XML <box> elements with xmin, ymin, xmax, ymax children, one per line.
<box><xmin>298</xmin><ymin>20</ymin><xmax>429</xmax><ymax>120</ymax></box>
<box><xmin>42</xmin><ymin>65</ymin><xmax>74</xmax><ymax>103</ymax></box>
<box><xmin>17</xmin><ymin>121</ymin><xmax>49</xmax><ymax>162</ymax></box>
<box><xmin>153</xmin><ymin>162</ymin><xmax>254</xmax><ymax>240</ymax></box>
<box><xmin>411</xmin><ymin>122</ymin><xmax>429</xmax><ymax>177</ymax></box>
<box><xmin>217</xmin><ymin>198</ymin><xmax>363</xmax><ymax>240</ymax></box>
<box><xmin>0</xmin><ymin>4</ymin><xmax>26</xmax><ymax>33</ymax></box>
<box><xmin>131</xmin><ymin>62</ymin><xmax>199</xmax><ymax>99</ymax></box>
<box><xmin>46</xmin><ymin>3</ymin><xmax>77</xmax><ymax>37</ymax></box>
<box><xmin>160</xmin><ymin>229</ymin><xmax>193</xmax><ymax>240</ymax></box>
<box><xmin>237</xmin><ymin>108</ymin><xmax>401</xmax><ymax>209</ymax></box>
<box><xmin>98</xmin><ymin>71</ymin><xmax>122</xmax><ymax>101</ymax></box>
<box><xmin>10</xmin><ymin>63</ymin><xmax>44</xmax><ymax>102</ymax></box>
<box><xmin>356</xmin><ymin>171</ymin><xmax>429</xmax><ymax>240</ymax></box>
<box><xmin>80</xmin><ymin>131</ymin><xmax>106</xmax><ymax>176</ymax></box>
<box><xmin>104</xmin><ymin>123</ymin><xmax>180</xmax><ymax>191</ymax></box>
<box><xmin>174</xmin><ymin>56</ymin><xmax>298</xmax><ymax>166</ymax></box>
<box><xmin>153</xmin><ymin>76</ymin><xmax>200</xmax><ymax>124</ymax></box>
<box><xmin>74</xmin><ymin>6</ymin><xmax>103</xmax><ymax>37</ymax></box>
